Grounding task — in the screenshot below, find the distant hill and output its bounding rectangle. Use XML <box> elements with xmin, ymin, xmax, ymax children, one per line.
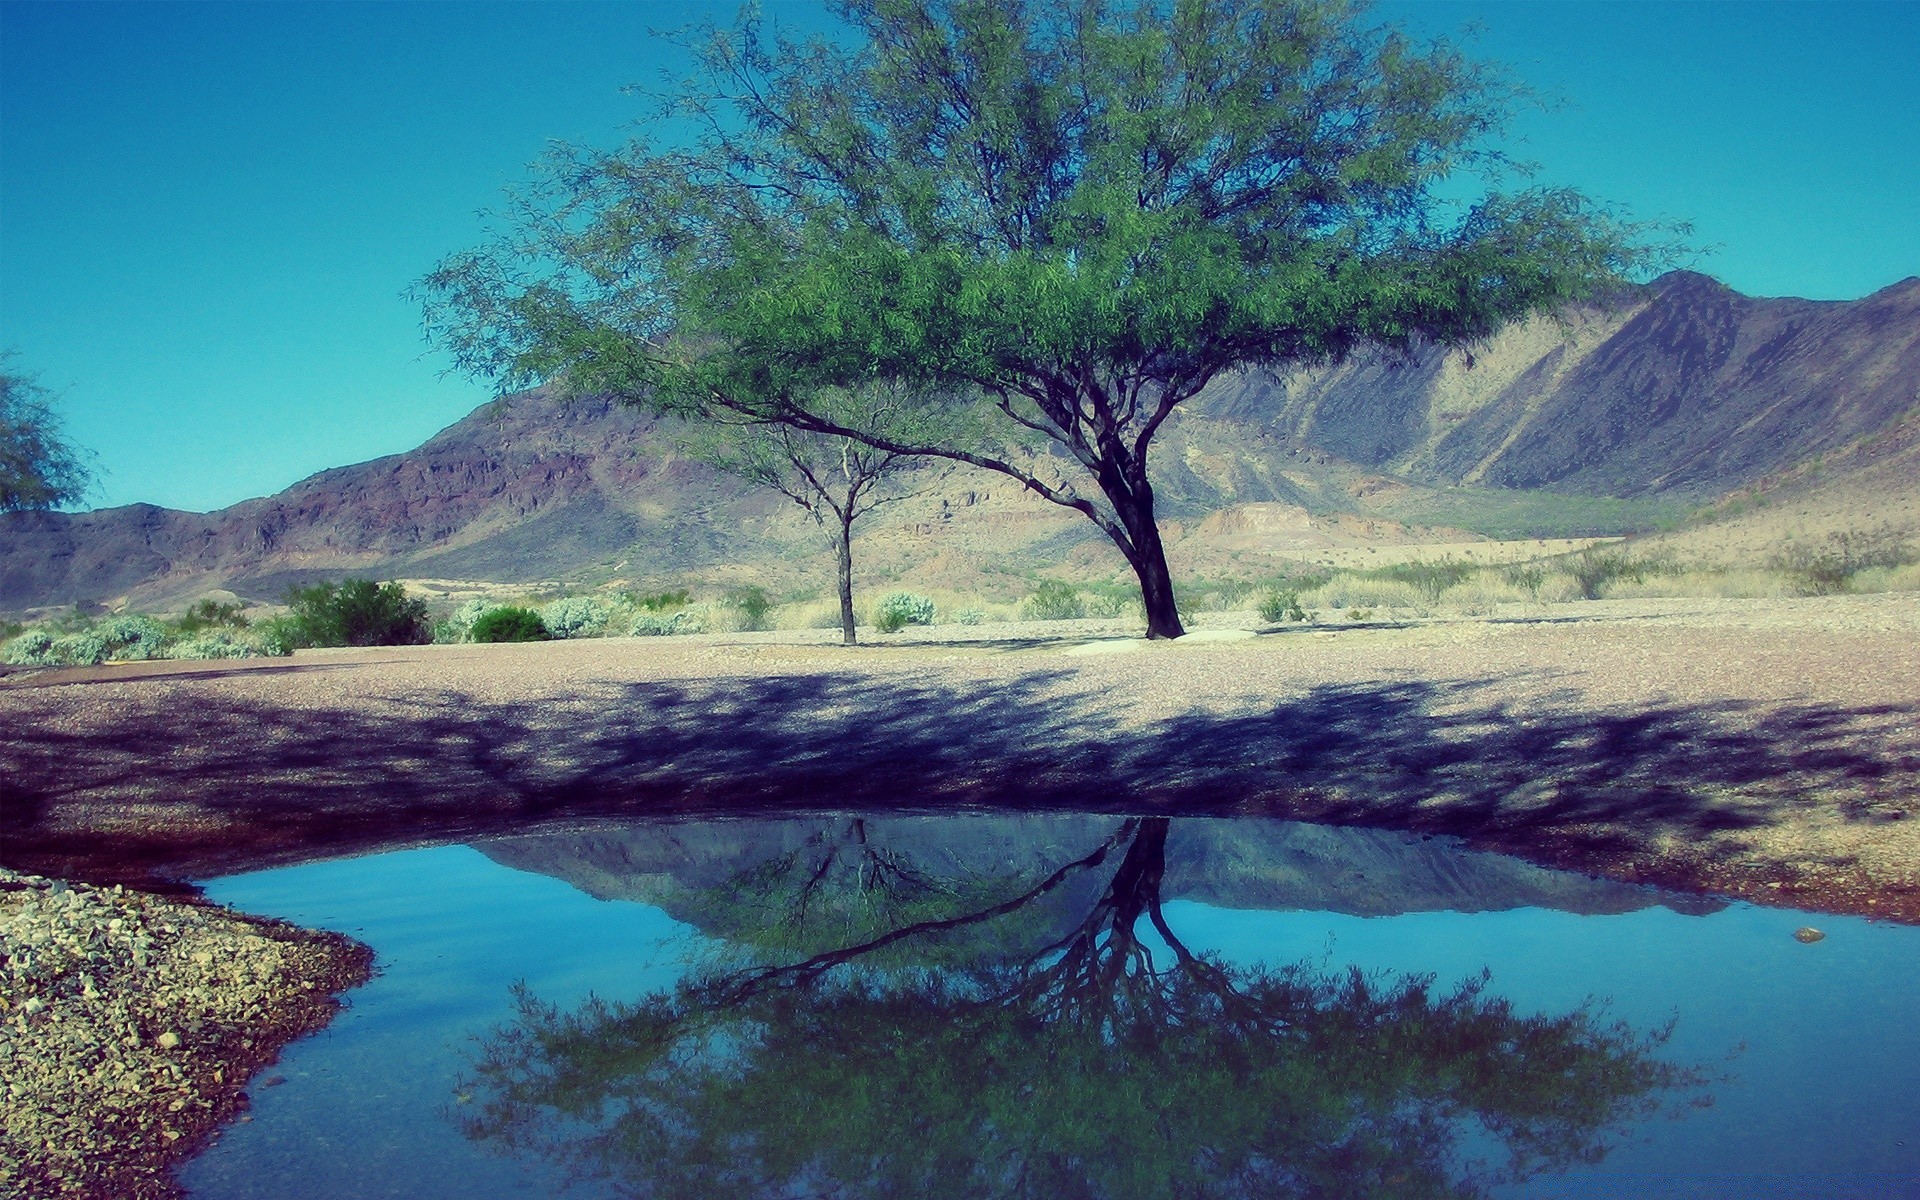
<box><xmin>476</xmin><ymin>815</ymin><xmax>1716</xmax><ymax>930</ymax></box>
<box><xmin>2</xmin><ymin>271</ymin><xmax>1914</xmax><ymax>611</ymax></box>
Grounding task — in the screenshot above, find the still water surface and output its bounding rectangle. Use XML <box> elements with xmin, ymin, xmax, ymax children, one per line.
<box><xmin>180</xmin><ymin>815</ymin><xmax>1919</xmax><ymax>1199</ymax></box>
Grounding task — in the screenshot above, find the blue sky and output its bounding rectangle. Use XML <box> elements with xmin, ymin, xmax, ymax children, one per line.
<box><xmin>3</xmin><ymin>1</ymin><xmax>1916</xmax><ymax>514</ymax></box>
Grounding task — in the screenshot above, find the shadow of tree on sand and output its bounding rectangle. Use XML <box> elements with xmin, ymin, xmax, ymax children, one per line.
<box><xmin>4</xmin><ymin>666</ymin><xmax>1913</xmax><ymax>904</ymax></box>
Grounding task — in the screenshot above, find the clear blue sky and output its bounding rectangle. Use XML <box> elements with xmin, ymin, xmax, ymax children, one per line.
<box><xmin>3</xmin><ymin>1</ymin><xmax>1916</xmax><ymax>514</ymax></box>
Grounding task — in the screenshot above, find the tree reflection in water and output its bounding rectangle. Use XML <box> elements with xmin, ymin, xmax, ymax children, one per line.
<box><xmin>459</xmin><ymin>817</ymin><xmax>1705</xmax><ymax>1198</ymax></box>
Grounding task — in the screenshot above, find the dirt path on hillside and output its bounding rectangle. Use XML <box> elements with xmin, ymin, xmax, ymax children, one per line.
<box><xmin>3</xmin><ymin>595</ymin><xmax>1917</xmax><ymax>922</ymax></box>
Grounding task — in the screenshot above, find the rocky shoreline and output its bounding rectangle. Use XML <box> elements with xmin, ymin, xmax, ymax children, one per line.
<box><xmin>0</xmin><ymin>868</ymin><xmax>372</xmax><ymax>1199</ymax></box>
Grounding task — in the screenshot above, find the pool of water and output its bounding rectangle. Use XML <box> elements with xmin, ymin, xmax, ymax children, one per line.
<box><xmin>180</xmin><ymin>815</ymin><xmax>1920</xmax><ymax>1199</ymax></box>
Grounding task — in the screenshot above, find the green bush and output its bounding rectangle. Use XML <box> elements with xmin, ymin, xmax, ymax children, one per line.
<box><xmin>631</xmin><ymin>610</ymin><xmax>706</xmax><ymax>636</ymax></box>
<box><xmin>728</xmin><ymin>586</ymin><xmax>773</xmax><ymax>632</ymax></box>
<box><xmin>170</xmin><ymin>599</ymin><xmax>249</xmax><ymax>636</ymax></box>
<box><xmin>471</xmin><ymin>607</ymin><xmax>551</xmax><ymax>643</ymax></box>
<box><xmin>1776</xmin><ymin>530</ymin><xmax>1912</xmax><ymax>596</ymax></box>
<box><xmin>631</xmin><ymin>589</ymin><xmax>691</xmax><ymax>612</ymax></box>
<box><xmin>168</xmin><ymin>632</ymin><xmax>258</xmax><ymax>660</ymax></box>
<box><xmin>1257</xmin><ymin>590</ymin><xmax>1307</xmax><ymax>623</ymax></box>
<box><xmin>3</xmin><ymin>630</ymin><xmax>56</xmax><ymax>666</ymax></box>
<box><xmin>873</xmin><ymin>591</ymin><xmax>936</xmax><ymax>634</ymax></box>
<box><xmin>98</xmin><ymin>614</ymin><xmax>171</xmax><ymax>660</ymax></box>
<box><xmin>1501</xmin><ymin>563</ymin><xmax>1548</xmax><ymax>600</ymax></box>
<box><xmin>951</xmin><ymin>607</ymin><xmax>987</xmax><ymax>626</ymax></box>
<box><xmin>539</xmin><ymin>596</ymin><xmax>611</xmax><ymax>639</ymax></box>
<box><xmin>1020</xmin><ymin>580</ymin><xmax>1085</xmax><ymax>621</ymax></box>
<box><xmin>1566</xmin><ymin>548</ymin><xmax>1643</xmax><ymax>601</ymax></box>
<box><xmin>1374</xmin><ymin>557</ymin><xmax>1477</xmax><ymax>604</ymax></box>
<box><xmin>283</xmin><ymin>579</ymin><xmax>432</xmax><ymax>648</ymax></box>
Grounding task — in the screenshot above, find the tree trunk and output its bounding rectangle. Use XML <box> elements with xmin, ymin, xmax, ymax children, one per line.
<box><xmin>835</xmin><ymin>513</ymin><xmax>858</xmax><ymax>646</ymax></box>
<box><xmin>1108</xmin><ymin>488</ymin><xmax>1185</xmax><ymax>639</ymax></box>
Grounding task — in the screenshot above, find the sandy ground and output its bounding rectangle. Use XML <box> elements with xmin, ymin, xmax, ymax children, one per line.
<box><xmin>2</xmin><ymin>594</ymin><xmax>1917</xmax><ymax>922</ymax></box>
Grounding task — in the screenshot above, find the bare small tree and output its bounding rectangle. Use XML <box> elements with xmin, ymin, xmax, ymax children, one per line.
<box><xmin>686</xmin><ymin>416</ymin><xmax>916</xmax><ymax>646</ymax></box>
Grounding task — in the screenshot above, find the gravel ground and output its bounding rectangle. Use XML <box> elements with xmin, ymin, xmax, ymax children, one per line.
<box><xmin>2</xmin><ymin>593</ymin><xmax>1917</xmax><ymax>922</ymax></box>
<box><xmin>0</xmin><ymin>593</ymin><xmax>1914</xmax><ymax>1190</ymax></box>
<box><xmin>0</xmin><ymin>869</ymin><xmax>371</xmax><ymax>1199</ymax></box>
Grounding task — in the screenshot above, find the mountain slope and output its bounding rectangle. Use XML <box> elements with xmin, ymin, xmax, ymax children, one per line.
<box><xmin>1201</xmin><ymin>272</ymin><xmax>1920</xmax><ymax>499</ymax></box>
<box><xmin>3</xmin><ymin>272</ymin><xmax>1914</xmax><ymax>610</ymax></box>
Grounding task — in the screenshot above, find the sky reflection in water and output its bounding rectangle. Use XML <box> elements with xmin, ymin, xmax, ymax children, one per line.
<box><xmin>183</xmin><ymin>815</ymin><xmax>1920</xmax><ymax>1199</ymax></box>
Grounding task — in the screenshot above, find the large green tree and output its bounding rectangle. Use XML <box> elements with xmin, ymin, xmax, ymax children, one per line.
<box><xmin>422</xmin><ymin>0</ymin><xmax>1658</xmax><ymax>638</ymax></box>
<box><xmin>1</xmin><ymin>358</ymin><xmax>93</xmax><ymax>513</ymax></box>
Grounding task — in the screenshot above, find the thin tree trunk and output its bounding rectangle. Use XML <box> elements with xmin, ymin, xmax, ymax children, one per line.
<box><xmin>836</xmin><ymin>513</ymin><xmax>858</xmax><ymax>646</ymax></box>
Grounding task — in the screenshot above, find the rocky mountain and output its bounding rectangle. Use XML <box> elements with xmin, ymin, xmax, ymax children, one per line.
<box><xmin>1197</xmin><ymin>271</ymin><xmax>1920</xmax><ymax>499</ymax></box>
<box><xmin>2</xmin><ymin>271</ymin><xmax>1913</xmax><ymax>610</ymax></box>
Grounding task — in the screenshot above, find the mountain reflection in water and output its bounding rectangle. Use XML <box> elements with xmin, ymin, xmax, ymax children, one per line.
<box><xmin>460</xmin><ymin>816</ymin><xmax>1706</xmax><ymax>1198</ymax></box>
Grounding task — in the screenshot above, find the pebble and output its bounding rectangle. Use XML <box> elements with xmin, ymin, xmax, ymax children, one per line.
<box><xmin>0</xmin><ymin>866</ymin><xmax>369</xmax><ymax>1199</ymax></box>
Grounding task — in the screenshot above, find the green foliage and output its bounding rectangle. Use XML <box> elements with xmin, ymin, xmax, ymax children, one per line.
<box><xmin>1502</xmin><ymin>562</ymin><xmax>1548</xmax><ymax>600</ymax></box>
<box><xmin>1369</xmin><ymin>556</ymin><xmax>1479</xmax><ymax>603</ymax></box>
<box><xmin>169</xmin><ymin>599</ymin><xmax>249</xmax><ymax>636</ymax></box>
<box><xmin>1020</xmin><ymin>580</ymin><xmax>1085</xmax><ymax>622</ymax></box>
<box><xmin>538</xmin><ymin>595</ymin><xmax>611</xmax><ymax>639</ymax></box>
<box><xmin>282</xmin><ymin>578</ymin><xmax>432</xmax><ymax>648</ymax></box>
<box><xmin>1775</xmin><ymin>530</ymin><xmax>1913</xmax><ymax>596</ymax></box>
<box><xmin>727</xmin><ymin>585</ymin><xmax>774</xmax><ymax>633</ymax></box>
<box><xmin>2</xmin><ymin>630</ymin><xmax>56</xmax><ymax>666</ymax></box>
<box><xmin>168</xmin><ymin>631</ymin><xmax>258</xmax><ymax>661</ymax></box>
<box><xmin>433</xmin><ymin>597</ymin><xmax>492</xmax><ymax>644</ymax></box>
<box><xmin>1258</xmin><ymin>590</ymin><xmax>1308</xmax><ymax>623</ymax></box>
<box><xmin>950</xmin><ymin>607</ymin><xmax>986</xmax><ymax>627</ymax></box>
<box><xmin>98</xmin><ymin>614</ymin><xmax>170</xmax><ymax>660</ymax></box>
<box><xmin>1565</xmin><ymin>547</ymin><xmax>1644</xmax><ymax>601</ymax></box>
<box><xmin>470</xmin><ymin>606</ymin><xmax>550</xmax><ymax>643</ymax></box>
<box><xmin>421</xmin><ymin>0</ymin><xmax>1663</xmax><ymax>638</ymax></box>
<box><xmin>630</xmin><ymin>589</ymin><xmax>691</xmax><ymax>612</ymax></box>
<box><xmin>872</xmin><ymin>591</ymin><xmax>936</xmax><ymax>634</ymax></box>
<box><xmin>1</xmin><ymin>355</ymin><xmax>94</xmax><ymax>512</ymax></box>
<box><xmin>631</xmin><ymin>610</ymin><xmax>706</xmax><ymax>637</ymax></box>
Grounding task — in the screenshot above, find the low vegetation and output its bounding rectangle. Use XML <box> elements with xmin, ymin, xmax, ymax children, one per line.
<box><xmin>3</xmin><ymin>526</ymin><xmax>1913</xmax><ymax>670</ymax></box>
<box><xmin>471</xmin><ymin>607</ymin><xmax>550</xmax><ymax>643</ymax></box>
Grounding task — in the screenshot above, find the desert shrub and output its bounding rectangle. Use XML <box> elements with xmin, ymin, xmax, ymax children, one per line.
<box><xmin>631</xmin><ymin>589</ymin><xmax>691</xmax><ymax>612</ymax></box>
<box><xmin>631</xmin><ymin>610</ymin><xmax>706</xmax><ymax>636</ymax></box>
<box><xmin>1775</xmin><ymin>530</ymin><xmax>1913</xmax><ymax>596</ymax></box>
<box><xmin>168</xmin><ymin>631</ymin><xmax>258</xmax><ymax>660</ymax></box>
<box><xmin>1500</xmin><ymin>562</ymin><xmax>1548</xmax><ymax>601</ymax></box>
<box><xmin>282</xmin><ymin>579</ymin><xmax>431</xmax><ymax>648</ymax></box>
<box><xmin>3</xmin><ymin>630</ymin><xmax>57</xmax><ymax>666</ymax></box>
<box><xmin>1373</xmin><ymin>556</ymin><xmax>1478</xmax><ymax>604</ymax></box>
<box><xmin>98</xmin><ymin>614</ymin><xmax>172</xmax><ymax>660</ymax></box>
<box><xmin>170</xmin><ymin>599</ymin><xmax>249</xmax><ymax>636</ymax></box>
<box><xmin>1084</xmin><ymin>592</ymin><xmax>1135</xmax><ymax>619</ymax></box>
<box><xmin>47</xmin><ymin>632</ymin><xmax>113</xmax><ymax>666</ymax></box>
<box><xmin>432</xmin><ymin>598</ymin><xmax>491</xmax><ymax>644</ymax></box>
<box><xmin>540</xmin><ymin>596</ymin><xmax>611</xmax><ymax>639</ymax></box>
<box><xmin>1303</xmin><ymin>577</ymin><xmax>1422</xmax><ymax>611</ymax></box>
<box><xmin>797</xmin><ymin>602</ymin><xmax>851</xmax><ymax>630</ymax></box>
<box><xmin>1560</xmin><ymin>547</ymin><xmax>1645</xmax><ymax>600</ymax></box>
<box><xmin>873</xmin><ymin>591</ymin><xmax>936</xmax><ymax>634</ymax></box>
<box><xmin>1438</xmin><ymin>577</ymin><xmax>1533</xmax><ymax>615</ymax></box>
<box><xmin>1021</xmin><ymin>580</ymin><xmax>1085</xmax><ymax>621</ymax></box>
<box><xmin>727</xmin><ymin>586</ymin><xmax>773</xmax><ymax>632</ymax></box>
<box><xmin>1257</xmin><ymin>590</ymin><xmax>1307</xmax><ymax>623</ymax></box>
<box><xmin>950</xmin><ymin>607</ymin><xmax>986</xmax><ymax>626</ymax></box>
<box><xmin>471</xmin><ymin>606</ymin><xmax>551</xmax><ymax>643</ymax></box>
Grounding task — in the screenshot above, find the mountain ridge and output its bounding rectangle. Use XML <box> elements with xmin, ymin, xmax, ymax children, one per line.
<box><xmin>3</xmin><ymin>271</ymin><xmax>1914</xmax><ymax>611</ymax></box>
